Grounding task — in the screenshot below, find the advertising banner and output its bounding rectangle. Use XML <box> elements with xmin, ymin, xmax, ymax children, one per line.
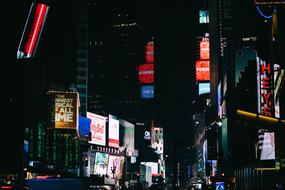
<box><xmin>258</xmin><ymin>129</ymin><xmax>275</xmax><ymax>160</ymax></box>
<box><xmin>119</xmin><ymin>119</ymin><xmax>135</xmax><ymax>157</ymax></box>
<box><xmin>138</xmin><ymin>64</ymin><xmax>154</xmax><ymax>84</ymax></box>
<box><xmin>94</xmin><ymin>152</ymin><xmax>109</xmax><ymax>175</ymax></box>
<box><xmin>200</xmin><ymin>41</ymin><xmax>209</xmax><ymax>60</ymax></box>
<box><xmin>196</xmin><ymin>61</ymin><xmax>210</xmax><ymax>81</ymax></box>
<box><xmin>108</xmin><ymin>115</ymin><xmax>120</xmax><ymax>148</ymax></box>
<box><xmin>107</xmin><ymin>155</ymin><xmax>121</xmax><ymax>179</ymax></box>
<box><xmin>198</xmin><ymin>83</ymin><xmax>210</xmax><ymax>95</ymax></box>
<box><xmin>48</xmin><ymin>91</ymin><xmax>79</xmax><ymax>129</ymax></box>
<box><xmin>87</xmin><ymin>112</ymin><xmax>106</xmax><ymax>146</ymax></box>
<box><xmin>17</xmin><ymin>2</ymin><xmax>49</xmax><ymax>59</ymax></box>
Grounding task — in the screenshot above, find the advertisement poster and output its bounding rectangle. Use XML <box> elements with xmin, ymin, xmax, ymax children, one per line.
<box><xmin>87</xmin><ymin>112</ymin><xmax>106</xmax><ymax>146</ymax></box>
<box><xmin>119</xmin><ymin>119</ymin><xmax>135</xmax><ymax>157</ymax></box>
<box><xmin>49</xmin><ymin>91</ymin><xmax>79</xmax><ymax>129</ymax></box>
<box><xmin>108</xmin><ymin>115</ymin><xmax>120</xmax><ymax>148</ymax></box>
<box><xmin>258</xmin><ymin>129</ymin><xmax>275</xmax><ymax>160</ymax></box>
<box><xmin>107</xmin><ymin>155</ymin><xmax>121</xmax><ymax>179</ymax></box>
<box><xmin>196</xmin><ymin>61</ymin><xmax>210</xmax><ymax>81</ymax></box>
<box><xmin>94</xmin><ymin>152</ymin><xmax>109</xmax><ymax>175</ymax></box>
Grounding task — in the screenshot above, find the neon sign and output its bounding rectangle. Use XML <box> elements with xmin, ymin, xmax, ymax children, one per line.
<box><xmin>259</xmin><ymin>60</ymin><xmax>274</xmax><ymax>117</ymax></box>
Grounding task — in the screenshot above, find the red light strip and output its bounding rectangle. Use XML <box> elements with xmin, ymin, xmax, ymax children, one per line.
<box><xmin>0</xmin><ymin>186</ymin><xmax>13</xmax><ymax>189</ymax></box>
<box><xmin>24</xmin><ymin>3</ymin><xmax>48</xmax><ymax>55</ymax></box>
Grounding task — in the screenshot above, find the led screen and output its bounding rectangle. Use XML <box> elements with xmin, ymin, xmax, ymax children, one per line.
<box><xmin>87</xmin><ymin>112</ymin><xmax>106</xmax><ymax>146</ymax></box>
<box><xmin>48</xmin><ymin>91</ymin><xmax>79</xmax><ymax>129</ymax></box>
<box><xmin>146</xmin><ymin>41</ymin><xmax>154</xmax><ymax>63</ymax></box>
<box><xmin>94</xmin><ymin>152</ymin><xmax>109</xmax><ymax>175</ymax></box>
<box><xmin>200</xmin><ymin>41</ymin><xmax>210</xmax><ymax>60</ymax></box>
<box><xmin>78</xmin><ymin>116</ymin><xmax>91</xmax><ymax>138</ymax></box>
<box><xmin>258</xmin><ymin>129</ymin><xmax>275</xmax><ymax>160</ymax></box>
<box><xmin>138</xmin><ymin>64</ymin><xmax>154</xmax><ymax>84</ymax></box>
<box><xmin>17</xmin><ymin>2</ymin><xmax>49</xmax><ymax>59</ymax></box>
<box><xmin>198</xmin><ymin>83</ymin><xmax>210</xmax><ymax>95</ymax></box>
<box><xmin>108</xmin><ymin>115</ymin><xmax>120</xmax><ymax>148</ymax></box>
<box><xmin>215</xmin><ymin>182</ymin><xmax>225</xmax><ymax>190</ymax></box>
<box><xmin>199</xmin><ymin>10</ymin><xmax>209</xmax><ymax>23</ymax></box>
<box><xmin>196</xmin><ymin>61</ymin><xmax>210</xmax><ymax>81</ymax></box>
<box><xmin>141</xmin><ymin>85</ymin><xmax>154</xmax><ymax>99</ymax></box>
<box><xmin>107</xmin><ymin>155</ymin><xmax>121</xmax><ymax>179</ymax></box>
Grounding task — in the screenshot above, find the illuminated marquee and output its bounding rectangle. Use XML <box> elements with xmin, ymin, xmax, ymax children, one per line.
<box><xmin>17</xmin><ymin>2</ymin><xmax>49</xmax><ymax>59</ymax></box>
<box><xmin>259</xmin><ymin>60</ymin><xmax>274</xmax><ymax>117</ymax></box>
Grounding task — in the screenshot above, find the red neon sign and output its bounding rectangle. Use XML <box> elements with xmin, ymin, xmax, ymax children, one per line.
<box><xmin>260</xmin><ymin>61</ymin><xmax>274</xmax><ymax>117</ymax></box>
<box><xmin>196</xmin><ymin>61</ymin><xmax>210</xmax><ymax>81</ymax></box>
<box><xmin>138</xmin><ymin>64</ymin><xmax>154</xmax><ymax>84</ymax></box>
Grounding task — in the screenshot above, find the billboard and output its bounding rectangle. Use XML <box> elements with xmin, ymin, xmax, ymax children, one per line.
<box><xmin>199</xmin><ymin>10</ymin><xmax>209</xmax><ymax>24</ymax></box>
<box><xmin>107</xmin><ymin>155</ymin><xmax>121</xmax><ymax>179</ymax></box>
<box><xmin>138</xmin><ymin>64</ymin><xmax>154</xmax><ymax>84</ymax></box>
<box><xmin>141</xmin><ymin>85</ymin><xmax>154</xmax><ymax>99</ymax></box>
<box><xmin>258</xmin><ymin>129</ymin><xmax>275</xmax><ymax>160</ymax></box>
<box><xmin>78</xmin><ymin>116</ymin><xmax>91</xmax><ymax>138</ymax></box>
<box><xmin>108</xmin><ymin>115</ymin><xmax>120</xmax><ymax>148</ymax></box>
<box><xmin>198</xmin><ymin>83</ymin><xmax>210</xmax><ymax>95</ymax></box>
<box><xmin>94</xmin><ymin>152</ymin><xmax>109</xmax><ymax>175</ymax></box>
<box><xmin>141</xmin><ymin>162</ymin><xmax>158</xmax><ymax>175</ymax></box>
<box><xmin>146</xmin><ymin>41</ymin><xmax>154</xmax><ymax>64</ymax></box>
<box><xmin>200</xmin><ymin>41</ymin><xmax>210</xmax><ymax>60</ymax></box>
<box><xmin>196</xmin><ymin>61</ymin><xmax>210</xmax><ymax>81</ymax></box>
<box><xmin>17</xmin><ymin>2</ymin><xmax>49</xmax><ymax>59</ymax></box>
<box><xmin>87</xmin><ymin>112</ymin><xmax>106</xmax><ymax>146</ymax></box>
<box><xmin>215</xmin><ymin>182</ymin><xmax>225</xmax><ymax>190</ymax></box>
<box><xmin>119</xmin><ymin>119</ymin><xmax>135</xmax><ymax>157</ymax></box>
<box><xmin>48</xmin><ymin>91</ymin><xmax>79</xmax><ymax>129</ymax></box>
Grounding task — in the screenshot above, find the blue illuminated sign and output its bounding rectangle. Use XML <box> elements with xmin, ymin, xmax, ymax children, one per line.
<box><xmin>215</xmin><ymin>182</ymin><xmax>225</xmax><ymax>190</ymax></box>
<box><xmin>199</xmin><ymin>83</ymin><xmax>210</xmax><ymax>95</ymax></box>
<box><xmin>141</xmin><ymin>85</ymin><xmax>154</xmax><ymax>99</ymax></box>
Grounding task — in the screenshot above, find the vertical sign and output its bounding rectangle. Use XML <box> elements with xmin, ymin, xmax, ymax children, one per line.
<box><xmin>108</xmin><ymin>115</ymin><xmax>120</xmax><ymax>148</ymax></box>
<box><xmin>87</xmin><ymin>112</ymin><xmax>106</xmax><ymax>146</ymax></box>
<box><xmin>17</xmin><ymin>2</ymin><xmax>49</xmax><ymax>59</ymax></box>
<box><xmin>258</xmin><ymin>59</ymin><xmax>274</xmax><ymax>117</ymax></box>
<box><xmin>48</xmin><ymin>91</ymin><xmax>79</xmax><ymax>129</ymax></box>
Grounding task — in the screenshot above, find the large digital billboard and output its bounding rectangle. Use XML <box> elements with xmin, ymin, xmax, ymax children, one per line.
<box><xmin>87</xmin><ymin>112</ymin><xmax>106</xmax><ymax>146</ymax></box>
<box><xmin>108</xmin><ymin>115</ymin><xmax>120</xmax><ymax>148</ymax></box>
<box><xmin>215</xmin><ymin>182</ymin><xmax>225</xmax><ymax>190</ymax></box>
<box><xmin>141</xmin><ymin>85</ymin><xmax>154</xmax><ymax>99</ymax></box>
<box><xmin>199</xmin><ymin>10</ymin><xmax>209</xmax><ymax>24</ymax></box>
<box><xmin>78</xmin><ymin>116</ymin><xmax>91</xmax><ymax>138</ymax></box>
<box><xmin>94</xmin><ymin>152</ymin><xmax>109</xmax><ymax>175</ymax></box>
<box><xmin>107</xmin><ymin>155</ymin><xmax>121</xmax><ymax>179</ymax></box>
<box><xmin>258</xmin><ymin>129</ymin><xmax>275</xmax><ymax>160</ymax></box>
<box><xmin>17</xmin><ymin>2</ymin><xmax>49</xmax><ymax>59</ymax></box>
<box><xmin>196</xmin><ymin>61</ymin><xmax>210</xmax><ymax>81</ymax></box>
<box><xmin>138</xmin><ymin>64</ymin><xmax>154</xmax><ymax>84</ymax></box>
<box><xmin>48</xmin><ymin>91</ymin><xmax>79</xmax><ymax>129</ymax></box>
